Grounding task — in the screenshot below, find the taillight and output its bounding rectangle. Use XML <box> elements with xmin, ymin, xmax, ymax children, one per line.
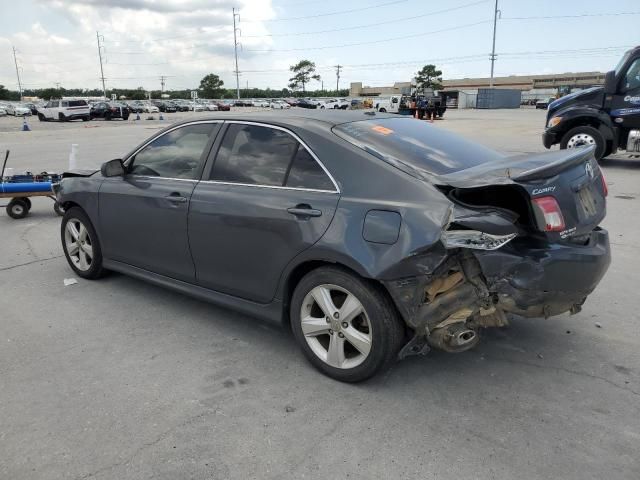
<box><xmin>533</xmin><ymin>196</ymin><xmax>565</xmax><ymax>232</ymax></box>
<box><xmin>600</xmin><ymin>168</ymin><xmax>608</xmax><ymax>197</ymax></box>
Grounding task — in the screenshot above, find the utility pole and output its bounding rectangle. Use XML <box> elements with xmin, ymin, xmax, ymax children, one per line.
<box><xmin>334</xmin><ymin>64</ymin><xmax>342</xmax><ymax>94</ymax></box>
<box><xmin>233</xmin><ymin>8</ymin><xmax>241</xmax><ymax>100</ymax></box>
<box><xmin>160</xmin><ymin>75</ymin><xmax>166</xmax><ymax>95</ymax></box>
<box><xmin>96</xmin><ymin>31</ymin><xmax>107</xmax><ymax>98</ymax></box>
<box><xmin>489</xmin><ymin>0</ymin><xmax>500</xmax><ymax>88</ymax></box>
<box><xmin>12</xmin><ymin>47</ymin><xmax>23</xmax><ymax>101</ymax></box>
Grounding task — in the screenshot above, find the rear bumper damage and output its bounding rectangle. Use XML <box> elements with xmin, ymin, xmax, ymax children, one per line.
<box><xmin>385</xmin><ymin>228</ymin><xmax>611</xmax><ymax>357</ymax></box>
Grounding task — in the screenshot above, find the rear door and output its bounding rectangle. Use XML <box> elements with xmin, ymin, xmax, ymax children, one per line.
<box><xmin>99</xmin><ymin>121</ymin><xmax>220</xmax><ymax>282</ymax></box>
<box><xmin>189</xmin><ymin>121</ymin><xmax>340</xmax><ymax>303</ymax></box>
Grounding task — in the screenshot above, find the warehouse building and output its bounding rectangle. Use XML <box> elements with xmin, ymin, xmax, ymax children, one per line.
<box><xmin>350</xmin><ymin>71</ymin><xmax>605</xmax><ymax>96</ymax></box>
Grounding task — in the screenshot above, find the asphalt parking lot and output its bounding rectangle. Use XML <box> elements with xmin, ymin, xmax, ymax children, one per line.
<box><xmin>1</xmin><ymin>108</ymin><xmax>639</xmax><ymax>480</ymax></box>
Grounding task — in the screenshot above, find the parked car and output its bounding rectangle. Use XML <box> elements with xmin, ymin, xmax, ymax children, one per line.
<box><xmin>90</xmin><ymin>102</ymin><xmax>130</xmax><ymax>120</ymax></box>
<box><xmin>284</xmin><ymin>98</ymin><xmax>299</xmax><ymax>107</ymax></box>
<box><xmin>321</xmin><ymin>99</ymin><xmax>349</xmax><ymax>110</ymax></box>
<box><xmin>216</xmin><ymin>101</ymin><xmax>231</xmax><ymax>111</ymax></box>
<box><xmin>187</xmin><ymin>102</ymin><xmax>205</xmax><ymax>112</ymax></box>
<box><xmin>0</xmin><ymin>105</ymin><xmax>7</xmax><ymax>117</ymax></box>
<box><xmin>6</xmin><ymin>103</ymin><xmax>32</xmax><ymax>116</ymax></box>
<box><xmin>296</xmin><ymin>98</ymin><xmax>318</xmax><ymax>109</ymax></box>
<box><xmin>55</xmin><ymin>112</ymin><xmax>610</xmax><ymax>382</ymax></box>
<box><xmin>125</xmin><ymin>101</ymin><xmax>145</xmax><ymax>114</ymax></box>
<box><xmin>37</xmin><ymin>99</ymin><xmax>90</xmax><ymax>121</ymax></box>
<box><xmin>203</xmin><ymin>102</ymin><xmax>219</xmax><ymax>111</ymax></box>
<box><xmin>152</xmin><ymin>100</ymin><xmax>177</xmax><ymax>113</ymax></box>
<box><xmin>270</xmin><ymin>100</ymin><xmax>291</xmax><ymax>109</ymax></box>
<box><xmin>253</xmin><ymin>100</ymin><xmax>270</xmax><ymax>108</ymax></box>
<box><xmin>536</xmin><ymin>98</ymin><xmax>555</xmax><ymax>109</ymax></box>
<box><xmin>141</xmin><ymin>103</ymin><xmax>159</xmax><ymax>113</ymax></box>
<box><xmin>349</xmin><ymin>99</ymin><xmax>366</xmax><ymax>110</ymax></box>
<box><xmin>173</xmin><ymin>99</ymin><xmax>189</xmax><ymax>112</ymax></box>
<box><xmin>23</xmin><ymin>102</ymin><xmax>39</xmax><ymax>115</ymax></box>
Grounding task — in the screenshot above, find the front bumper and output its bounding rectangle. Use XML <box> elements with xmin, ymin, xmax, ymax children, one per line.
<box><xmin>542</xmin><ymin>128</ymin><xmax>560</xmax><ymax>149</ymax></box>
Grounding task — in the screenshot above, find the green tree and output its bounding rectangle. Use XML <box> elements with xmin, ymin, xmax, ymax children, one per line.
<box><xmin>199</xmin><ymin>74</ymin><xmax>224</xmax><ymax>98</ymax></box>
<box><xmin>288</xmin><ymin>60</ymin><xmax>321</xmax><ymax>94</ymax></box>
<box><xmin>415</xmin><ymin>64</ymin><xmax>443</xmax><ymax>91</ymax></box>
<box><xmin>0</xmin><ymin>84</ymin><xmax>11</xmax><ymax>100</ymax></box>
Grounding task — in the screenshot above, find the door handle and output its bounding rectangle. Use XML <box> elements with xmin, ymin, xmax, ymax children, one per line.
<box><xmin>165</xmin><ymin>193</ymin><xmax>187</xmax><ymax>203</ymax></box>
<box><xmin>287</xmin><ymin>205</ymin><xmax>322</xmax><ymax>218</ymax></box>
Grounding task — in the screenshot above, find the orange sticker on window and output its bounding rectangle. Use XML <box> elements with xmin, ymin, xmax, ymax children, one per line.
<box><xmin>371</xmin><ymin>125</ymin><xmax>393</xmax><ymax>135</ymax></box>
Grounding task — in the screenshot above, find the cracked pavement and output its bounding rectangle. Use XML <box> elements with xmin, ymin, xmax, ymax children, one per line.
<box><xmin>1</xmin><ymin>109</ymin><xmax>639</xmax><ymax>479</ymax></box>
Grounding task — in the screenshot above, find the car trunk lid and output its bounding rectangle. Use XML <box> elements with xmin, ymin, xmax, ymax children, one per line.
<box><xmin>436</xmin><ymin>146</ymin><xmax>606</xmax><ymax>241</ymax></box>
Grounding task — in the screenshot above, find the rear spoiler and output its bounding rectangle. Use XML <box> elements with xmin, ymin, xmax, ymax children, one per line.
<box><xmin>433</xmin><ymin>146</ymin><xmax>595</xmax><ymax>189</ymax></box>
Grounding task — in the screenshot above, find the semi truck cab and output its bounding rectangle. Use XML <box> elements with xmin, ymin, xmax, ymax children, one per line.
<box><xmin>543</xmin><ymin>45</ymin><xmax>640</xmax><ymax>161</ymax></box>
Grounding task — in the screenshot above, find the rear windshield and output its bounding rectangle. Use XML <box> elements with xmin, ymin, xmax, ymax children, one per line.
<box><xmin>332</xmin><ymin>117</ymin><xmax>503</xmax><ymax>177</ymax></box>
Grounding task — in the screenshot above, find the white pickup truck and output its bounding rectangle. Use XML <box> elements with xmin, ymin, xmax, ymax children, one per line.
<box><xmin>37</xmin><ymin>99</ymin><xmax>91</xmax><ymax>122</ymax></box>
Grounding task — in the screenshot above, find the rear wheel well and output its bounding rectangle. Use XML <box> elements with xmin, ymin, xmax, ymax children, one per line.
<box><xmin>282</xmin><ymin>260</ymin><xmax>407</xmax><ymax>334</ymax></box>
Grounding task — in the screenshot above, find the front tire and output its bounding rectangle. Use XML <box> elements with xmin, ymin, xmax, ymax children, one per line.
<box><xmin>290</xmin><ymin>266</ymin><xmax>404</xmax><ymax>382</ymax></box>
<box><xmin>61</xmin><ymin>207</ymin><xmax>106</xmax><ymax>279</ymax></box>
<box><xmin>38</xmin><ymin>113</ymin><xmax>45</xmax><ymax>121</ymax></box>
<box><xmin>560</xmin><ymin>126</ymin><xmax>606</xmax><ymax>161</ymax></box>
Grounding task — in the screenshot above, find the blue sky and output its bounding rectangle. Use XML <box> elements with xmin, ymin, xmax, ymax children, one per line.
<box><xmin>0</xmin><ymin>0</ymin><xmax>638</xmax><ymax>92</ymax></box>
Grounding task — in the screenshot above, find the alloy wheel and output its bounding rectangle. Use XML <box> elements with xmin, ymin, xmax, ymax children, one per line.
<box><xmin>300</xmin><ymin>284</ymin><xmax>372</xmax><ymax>369</ymax></box>
<box><xmin>64</xmin><ymin>219</ymin><xmax>94</xmax><ymax>271</ymax></box>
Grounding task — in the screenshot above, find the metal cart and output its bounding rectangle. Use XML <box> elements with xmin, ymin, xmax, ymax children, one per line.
<box><xmin>1</xmin><ymin>150</ymin><xmax>64</xmax><ymax>219</ymax></box>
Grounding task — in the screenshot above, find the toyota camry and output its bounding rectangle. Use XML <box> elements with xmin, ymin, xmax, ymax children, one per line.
<box><xmin>55</xmin><ymin>111</ymin><xmax>611</xmax><ymax>382</ymax></box>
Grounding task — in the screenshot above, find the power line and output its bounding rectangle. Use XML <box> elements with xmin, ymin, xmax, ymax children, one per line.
<box><xmin>503</xmin><ymin>11</ymin><xmax>640</xmax><ymax>20</ymax></box>
<box><xmin>241</xmin><ymin>0</ymin><xmax>407</xmax><ymax>22</ymax></box>
<box><xmin>242</xmin><ymin>0</ymin><xmax>489</xmax><ymax>38</ymax></box>
<box><xmin>246</xmin><ymin>19</ymin><xmax>491</xmax><ymax>52</ymax></box>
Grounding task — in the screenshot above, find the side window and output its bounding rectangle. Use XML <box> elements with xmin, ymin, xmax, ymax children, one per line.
<box><xmin>623</xmin><ymin>58</ymin><xmax>640</xmax><ymax>92</ymax></box>
<box><xmin>129</xmin><ymin>123</ymin><xmax>215</xmax><ymax>179</ymax></box>
<box><xmin>69</xmin><ymin>100</ymin><xmax>86</xmax><ymax>107</ymax></box>
<box><xmin>286</xmin><ymin>146</ymin><xmax>335</xmax><ymax>191</ymax></box>
<box><xmin>211</xmin><ymin>124</ymin><xmax>298</xmax><ymax>186</ymax></box>
<box><xmin>61</xmin><ymin>101</ymin><xmax>69</xmax><ymax>108</ymax></box>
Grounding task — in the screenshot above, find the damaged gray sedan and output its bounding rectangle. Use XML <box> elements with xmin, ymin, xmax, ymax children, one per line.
<box><xmin>56</xmin><ymin>111</ymin><xmax>610</xmax><ymax>382</ymax></box>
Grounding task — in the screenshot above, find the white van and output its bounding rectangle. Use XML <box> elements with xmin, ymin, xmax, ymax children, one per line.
<box><xmin>37</xmin><ymin>99</ymin><xmax>91</xmax><ymax>122</ymax></box>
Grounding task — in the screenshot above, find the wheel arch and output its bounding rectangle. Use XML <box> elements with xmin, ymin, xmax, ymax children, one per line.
<box><xmin>555</xmin><ymin>108</ymin><xmax>616</xmax><ymax>145</ymax></box>
<box><xmin>279</xmin><ymin>256</ymin><xmax>402</xmax><ymax>330</ymax></box>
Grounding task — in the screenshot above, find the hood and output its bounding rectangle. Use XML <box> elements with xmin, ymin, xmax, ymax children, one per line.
<box><xmin>548</xmin><ymin>87</ymin><xmax>604</xmax><ymax>114</ymax></box>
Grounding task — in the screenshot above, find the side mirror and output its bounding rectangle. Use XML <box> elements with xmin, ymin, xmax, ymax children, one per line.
<box><xmin>101</xmin><ymin>158</ymin><xmax>125</xmax><ymax>177</ymax></box>
<box><xmin>604</xmin><ymin>70</ymin><xmax>616</xmax><ymax>95</ymax></box>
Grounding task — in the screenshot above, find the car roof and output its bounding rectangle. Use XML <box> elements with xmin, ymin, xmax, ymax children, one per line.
<box><xmin>172</xmin><ymin>110</ymin><xmax>397</xmax><ymax>129</ymax></box>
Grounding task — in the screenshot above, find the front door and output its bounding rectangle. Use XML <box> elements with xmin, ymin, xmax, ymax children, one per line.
<box><xmin>99</xmin><ymin>122</ymin><xmax>219</xmax><ymax>282</ymax></box>
<box><xmin>610</xmin><ymin>56</ymin><xmax>640</xmax><ymax>130</ymax></box>
<box><xmin>189</xmin><ymin>122</ymin><xmax>340</xmax><ymax>303</ymax></box>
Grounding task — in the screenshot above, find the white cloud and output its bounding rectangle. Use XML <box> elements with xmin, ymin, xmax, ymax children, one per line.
<box><xmin>0</xmin><ymin>0</ymin><xmax>275</xmax><ymax>92</ymax></box>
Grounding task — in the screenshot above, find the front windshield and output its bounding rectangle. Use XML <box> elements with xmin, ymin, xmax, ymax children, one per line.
<box><xmin>614</xmin><ymin>50</ymin><xmax>631</xmax><ymax>75</ymax></box>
